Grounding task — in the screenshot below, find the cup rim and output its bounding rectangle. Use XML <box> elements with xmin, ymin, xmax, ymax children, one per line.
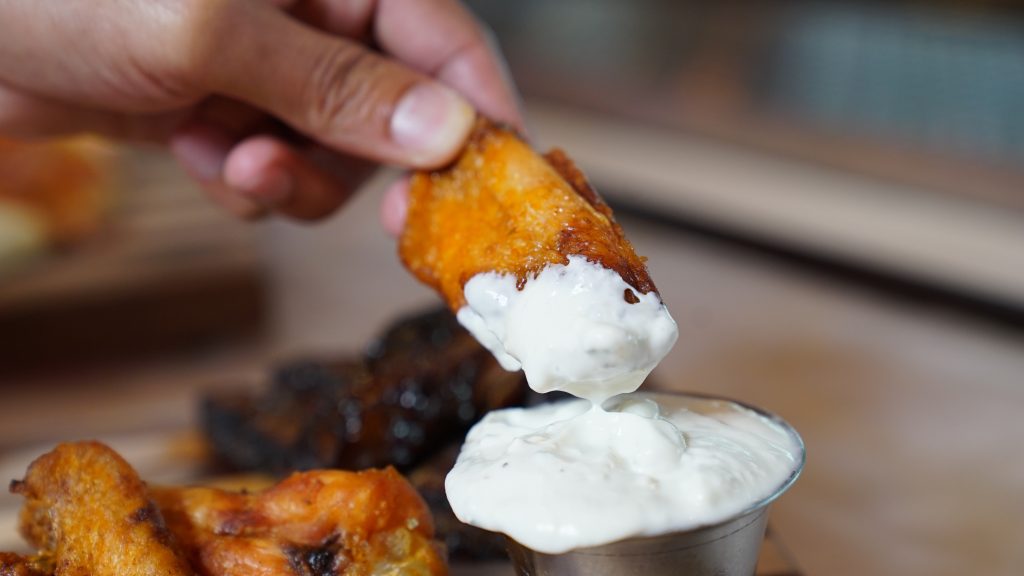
<box><xmin>629</xmin><ymin>390</ymin><xmax>806</xmax><ymax>531</ymax></box>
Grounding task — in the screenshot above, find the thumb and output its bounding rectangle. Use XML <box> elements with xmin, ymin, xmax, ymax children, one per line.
<box><xmin>198</xmin><ymin>2</ymin><xmax>475</xmax><ymax>168</ymax></box>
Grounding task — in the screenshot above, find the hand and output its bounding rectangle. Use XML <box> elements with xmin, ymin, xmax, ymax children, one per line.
<box><xmin>0</xmin><ymin>0</ymin><xmax>522</xmax><ymax>223</ymax></box>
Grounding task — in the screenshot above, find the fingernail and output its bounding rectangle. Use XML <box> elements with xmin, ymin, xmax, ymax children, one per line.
<box><xmin>170</xmin><ymin>134</ymin><xmax>229</xmax><ymax>183</ymax></box>
<box><xmin>391</xmin><ymin>83</ymin><xmax>475</xmax><ymax>165</ymax></box>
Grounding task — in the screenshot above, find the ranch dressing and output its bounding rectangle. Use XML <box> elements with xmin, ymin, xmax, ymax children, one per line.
<box><xmin>446</xmin><ymin>395</ymin><xmax>802</xmax><ymax>554</ymax></box>
<box><xmin>447</xmin><ymin>257</ymin><xmax>800</xmax><ymax>553</ymax></box>
<box><xmin>456</xmin><ymin>255</ymin><xmax>678</xmax><ymax>403</ymax></box>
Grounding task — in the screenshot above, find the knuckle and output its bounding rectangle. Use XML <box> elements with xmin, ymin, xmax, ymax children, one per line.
<box><xmin>303</xmin><ymin>45</ymin><xmax>387</xmax><ymax>132</ymax></box>
<box><xmin>159</xmin><ymin>0</ymin><xmax>235</xmax><ymax>86</ymax></box>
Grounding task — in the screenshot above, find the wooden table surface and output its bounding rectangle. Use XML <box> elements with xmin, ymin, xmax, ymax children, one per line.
<box><xmin>2</xmin><ymin>156</ymin><xmax>1022</xmax><ymax>574</ymax></box>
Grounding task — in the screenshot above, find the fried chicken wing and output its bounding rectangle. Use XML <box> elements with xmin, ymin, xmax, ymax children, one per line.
<box><xmin>6</xmin><ymin>442</ymin><xmax>446</xmax><ymax>576</ymax></box>
<box><xmin>149</xmin><ymin>468</ymin><xmax>445</xmax><ymax>576</ymax></box>
<box><xmin>399</xmin><ymin>118</ymin><xmax>657</xmax><ymax>310</ymax></box>
<box><xmin>0</xmin><ymin>553</ymin><xmax>51</xmax><ymax>576</ymax></box>
<box><xmin>10</xmin><ymin>441</ymin><xmax>195</xmax><ymax>576</ymax></box>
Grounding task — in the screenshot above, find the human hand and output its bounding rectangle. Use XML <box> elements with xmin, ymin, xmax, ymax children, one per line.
<box><xmin>0</xmin><ymin>0</ymin><xmax>522</xmax><ymax>223</ymax></box>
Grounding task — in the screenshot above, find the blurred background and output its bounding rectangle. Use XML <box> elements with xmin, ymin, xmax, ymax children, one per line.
<box><xmin>1</xmin><ymin>1</ymin><xmax>1022</xmax><ymax>575</ymax></box>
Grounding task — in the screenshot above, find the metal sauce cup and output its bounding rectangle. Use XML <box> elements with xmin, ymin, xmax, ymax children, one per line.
<box><xmin>501</xmin><ymin>392</ymin><xmax>805</xmax><ymax>576</ymax></box>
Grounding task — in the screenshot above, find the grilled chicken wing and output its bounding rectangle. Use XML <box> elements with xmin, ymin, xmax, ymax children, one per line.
<box><xmin>202</xmin><ymin>307</ymin><xmax>525</xmax><ymax>475</ymax></box>
<box><xmin>399</xmin><ymin>118</ymin><xmax>657</xmax><ymax>310</ymax></box>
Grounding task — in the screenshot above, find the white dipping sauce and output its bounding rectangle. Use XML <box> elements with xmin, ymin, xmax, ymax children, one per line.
<box><xmin>456</xmin><ymin>255</ymin><xmax>678</xmax><ymax>403</ymax></box>
<box><xmin>447</xmin><ymin>256</ymin><xmax>800</xmax><ymax>554</ymax></box>
<box><xmin>446</xmin><ymin>394</ymin><xmax>802</xmax><ymax>554</ymax></box>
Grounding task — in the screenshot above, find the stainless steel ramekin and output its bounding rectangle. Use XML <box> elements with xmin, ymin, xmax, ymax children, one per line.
<box><xmin>502</xmin><ymin>392</ymin><xmax>805</xmax><ymax>576</ymax></box>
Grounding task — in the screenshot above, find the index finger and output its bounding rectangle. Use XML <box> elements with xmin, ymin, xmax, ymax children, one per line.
<box><xmin>276</xmin><ymin>0</ymin><xmax>523</xmax><ymax>130</ymax></box>
<box><xmin>372</xmin><ymin>0</ymin><xmax>524</xmax><ymax>130</ymax></box>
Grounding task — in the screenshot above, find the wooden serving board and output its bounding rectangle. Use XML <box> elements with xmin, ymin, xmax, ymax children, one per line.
<box><xmin>0</xmin><ymin>431</ymin><xmax>803</xmax><ymax>575</ymax></box>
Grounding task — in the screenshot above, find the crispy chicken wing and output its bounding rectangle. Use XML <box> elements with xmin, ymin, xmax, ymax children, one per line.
<box><xmin>7</xmin><ymin>442</ymin><xmax>446</xmax><ymax>576</ymax></box>
<box><xmin>400</xmin><ymin>118</ymin><xmax>656</xmax><ymax>310</ymax></box>
<box><xmin>0</xmin><ymin>553</ymin><xmax>51</xmax><ymax>576</ymax></box>
<box><xmin>10</xmin><ymin>441</ymin><xmax>195</xmax><ymax>576</ymax></box>
<box><xmin>149</xmin><ymin>468</ymin><xmax>444</xmax><ymax>576</ymax></box>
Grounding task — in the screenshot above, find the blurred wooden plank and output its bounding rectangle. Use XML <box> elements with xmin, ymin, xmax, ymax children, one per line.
<box><xmin>0</xmin><ymin>147</ymin><xmax>267</xmax><ymax>375</ymax></box>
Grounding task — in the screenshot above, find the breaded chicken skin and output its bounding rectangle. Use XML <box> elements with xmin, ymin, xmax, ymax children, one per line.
<box><xmin>8</xmin><ymin>442</ymin><xmax>446</xmax><ymax>576</ymax></box>
<box><xmin>11</xmin><ymin>441</ymin><xmax>195</xmax><ymax>576</ymax></box>
<box><xmin>400</xmin><ymin>118</ymin><xmax>657</xmax><ymax>311</ymax></box>
<box><xmin>0</xmin><ymin>552</ymin><xmax>51</xmax><ymax>576</ymax></box>
<box><xmin>150</xmin><ymin>468</ymin><xmax>445</xmax><ymax>576</ymax></box>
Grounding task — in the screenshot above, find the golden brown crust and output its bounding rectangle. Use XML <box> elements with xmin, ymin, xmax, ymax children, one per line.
<box><xmin>8</xmin><ymin>443</ymin><xmax>446</xmax><ymax>576</ymax></box>
<box><xmin>12</xmin><ymin>441</ymin><xmax>195</xmax><ymax>576</ymax></box>
<box><xmin>399</xmin><ymin>118</ymin><xmax>656</xmax><ymax>310</ymax></box>
<box><xmin>0</xmin><ymin>553</ymin><xmax>52</xmax><ymax>576</ymax></box>
<box><xmin>149</xmin><ymin>468</ymin><xmax>444</xmax><ymax>576</ymax></box>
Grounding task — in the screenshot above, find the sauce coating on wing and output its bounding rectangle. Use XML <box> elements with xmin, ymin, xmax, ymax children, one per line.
<box><xmin>399</xmin><ymin>118</ymin><xmax>657</xmax><ymax>310</ymax></box>
<box><xmin>11</xmin><ymin>441</ymin><xmax>195</xmax><ymax>576</ymax></box>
